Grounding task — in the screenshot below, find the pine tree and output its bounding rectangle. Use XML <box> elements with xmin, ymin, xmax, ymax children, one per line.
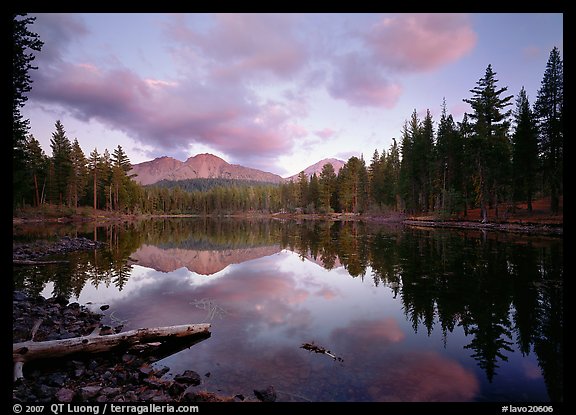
<box><xmin>458</xmin><ymin>113</ymin><xmax>475</xmax><ymax>216</ymax></box>
<box><xmin>418</xmin><ymin>110</ymin><xmax>435</xmax><ymax>212</ymax></box>
<box><xmin>399</xmin><ymin>121</ymin><xmax>415</xmax><ymax>213</ymax></box>
<box><xmin>385</xmin><ymin>139</ymin><xmax>401</xmax><ymax>209</ymax></box>
<box><xmin>111</xmin><ymin>145</ymin><xmax>132</xmax><ymax>210</ymax></box>
<box><xmin>24</xmin><ymin>135</ymin><xmax>49</xmax><ymax>206</ymax></box>
<box><xmin>12</xmin><ymin>14</ymin><xmax>43</xmax><ymax>207</ymax></box>
<box><xmin>338</xmin><ymin>156</ymin><xmax>367</xmax><ymax>214</ymax></box>
<box><xmin>297</xmin><ymin>171</ymin><xmax>308</xmax><ymax>210</ymax></box>
<box><xmin>69</xmin><ymin>139</ymin><xmax>88</xmax><ymax>209</ymax></box>
<box><xmin>436</xmin><ymin>99</ymin><xmax>464</xmax><ymax>213</ymax></box>
<box><xmin>308</xmin><ymin>173</ymin><xmax>320</xmax><ymax>213</ymax></box>
<box><xmin>534</xmin><ymin>47</ymin><xmax>563</xmax><ymax>214</ymax></box>
<box><xmin>49</xmin><ymin>120</ymin><xmax>73</xmax><ymax>205</ymax></box>
<box><xmin>463</xmin><ymin>64</ymin><xmax>513</xmax><ymax>222</ymax></box>
<box><xmin>511</xmin><ymin>87</ymin><xmax>539</xmax><ymax>212</ymax></box>
<box><xmin>88</xmin><ymin>149</ymin><xmax>102</xmax><ymax>211</ymax></box>
<box><xmin>319</xmin><ymin>163</ymin><xmax>337</xmax><ymax>213</ymax></box>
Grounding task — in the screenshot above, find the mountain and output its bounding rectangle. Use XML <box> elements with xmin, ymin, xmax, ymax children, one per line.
<box><xmin>285</xmin><ymin>158</ymin><xmax>346</xmax><ymax>181</ymax></box>
<box><xmin>129</xmin><ymin>153</ymin><xmax>283</xmax><ymax>186</ymax></box>
<box><xmin>130</xmin><ymin>244</ymin><xmax>281</xmax><ymax>275</ymax></box>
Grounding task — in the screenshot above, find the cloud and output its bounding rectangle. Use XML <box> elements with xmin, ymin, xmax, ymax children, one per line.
<box><xmin>26</xmin><ymin>13</ymin><xmax>321</xmax><ymax>172</ymax></box>
<box><xmin>367</xmin><ymin>351</ymin><xmax>480</xmax><ymax>401</ymax></box>
<box><xmin>30</xmin><ymin>13</ymin><xmax>89</xmax><ymax>64</ymax></box>
<box><xmin>328</xmin><ymin>53</ymin><xmax>402</xmax><ymax>108</ymax></box>
<box><xmin>330</xmin><ymin>318</ymin><xmax>406</xmax><ymax>350</ymax></box>
<box><xmin>329</xmin><ymin>318</ymin><xmax>479</xmax><ymax>401</ymax></box>
<box><xmin>29</xmin><ymin>58</ymin><xmax>297</xmax><ymax>171</ymax></box>
<box><xmin>522</xmin><ymin>45</ymin><xmax>542</xmax><ymax>60</ymax></box>
<box><xmin>164</xmin><ymin>13</ymin><xmax>309</xmax><ymax>82</ymax></box>
<box><xmin>364</xmin><ymin>13</ymin><xmax>477</xmax><ymax>72</ymax></box>
<box><xmin>314</xmin><ymin>128</ymin><xmax>336</xmax><ymax>139</ymax></box>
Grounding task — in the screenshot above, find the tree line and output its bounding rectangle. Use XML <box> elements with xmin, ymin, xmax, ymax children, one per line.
<box><xmin>282</xmin><ymin>52</ymin><xmax>562</xmax><ymax>220</ymax></box>
<box><xmin>13</xmin><ymin>15</ymin><xmax>562</xmax><ymax>220</ymax></box>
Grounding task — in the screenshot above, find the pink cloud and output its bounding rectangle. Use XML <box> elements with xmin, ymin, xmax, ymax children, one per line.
<box><xmin>522</xmin><ymin>45</ymin><xmax>541</xmax><ymax>59</ymax></box>
<box><xmin>368</xmin><ymin>351</ymin><xmax>480</xmax><ymax>401</ymax></box>
<box><xmin>328</xmin><ymin>53</ymin><xmax>402</xmax><ymax>108</ymax></box>
<box><xmin>30</xmin><ymin>59</ymin><xmax>295</xmax><ymax>170</ymax></box>
<box><xmin>165</xmin><ymin>13</ymin><xmax>308</xmax><ymax>81</ymax></box>
<box><xmin>314</xmin><ymin>128</ymin><xmax>336</xmax><ymax>139</ymax></box>
<box><xmin>331</xmin><ymin>318</ymin><xmax>405</xmax><ymax>348</ymax></box>
<box><xmin>365</xmin><ymin>13</ymin><xmax>477</xmax><ymax>72</ymax></box>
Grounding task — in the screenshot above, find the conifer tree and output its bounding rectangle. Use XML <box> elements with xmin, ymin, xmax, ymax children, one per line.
<box><xmin>534</xmin><ymin>47</ymin><xmax>563</xmax><ymax>214</ymax></box>
<box><xmin>13</xmin><ymin>14</ymin><xmax>43</xmax><ymax>206</ymax></box>
<box><xmin>49</xmin><ymin>120</ymin><xmax>73</xmax><ymax>205</ymax></box>
<box><xmin>463</xmin><ymin>65</ymin><xmax>513</xmax><ymax>222</ymax></box>
<box><xmin>511</xmin><ymin>87</ymin><xmax>538</xmax><ymax>212</ymax></box>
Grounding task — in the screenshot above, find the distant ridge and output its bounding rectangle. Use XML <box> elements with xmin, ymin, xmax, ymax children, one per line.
<box><xmin>129</xmin><ymin>153</ymin><xmax>283</xmax><ymax>186</ymax></box>
<box><xmin>285</xmin><ymin>158</ymin><xmax>346</xmax><ymax>181</ymax></box>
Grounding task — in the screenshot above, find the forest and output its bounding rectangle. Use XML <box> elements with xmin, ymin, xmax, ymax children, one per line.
<box><xmin>13</xmin><ymin>15</ymin><xmax>563</xmax><ymax>221</ymax></box>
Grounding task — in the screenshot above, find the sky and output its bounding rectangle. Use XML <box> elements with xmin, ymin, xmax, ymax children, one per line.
<box><xmin>21</xmin><ymin>13</ymin><xmax>563</xmax><ymax>178</ymax></box>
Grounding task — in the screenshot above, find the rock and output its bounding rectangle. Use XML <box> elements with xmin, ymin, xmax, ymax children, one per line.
<box><xmin>13</xmin><ymin>291</ymin><xmax>28</xmax><ymax>302</ymax></box>
<box><xmin>181</xmin><ymin>386</ymin><xmax>199</xmax><ymax>402</ymax></box>
<box><xmin>174</xmin><ymin>370</ymin><xmax>201</xmax><ymax>386</ymax></box>
<box><xmin>80</xmin><ymin>386</ymin><xmax>102</xmax><ymax>400</ymax></box>
<box><xmin>168</xmin><ymin>382</ymin><xmax>185</xmax><ymax>397</ymax></box>
<box><xmin>254</xmin><ymin>385</ymin><xmax>277</xmax><ymax>402</ymax></box>
<box><xmin>56</xmin><ymin>388</ymin><xmax>75</xmax><ymax>402</ymax></box>
<box><xmin>122</xmin><ymin>353</ymin><xmax>136</xmax><ymax>364</ymax></box>
<box><xmin>100</xmin><ymin>387</ymin><xmax>121</xmax><ymax>398</ymax></box>
<box><xmin>48</xmin><ymin>373</ymin><xmax>68</xmax><ymax>386</ymax></box>
<box><xmin>154</xmin><ymin>366</ymin><xmax>170</xmax><ymax>377</ymax></box>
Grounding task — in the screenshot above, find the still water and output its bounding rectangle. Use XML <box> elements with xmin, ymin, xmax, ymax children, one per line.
<box><xmin>13</xmin><ymin>218</ymin><xmax>563</xmax><ymax>402</ymax></box>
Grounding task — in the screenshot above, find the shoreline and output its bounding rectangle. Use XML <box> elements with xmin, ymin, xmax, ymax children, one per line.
<box><xmin>13</xmin><ymin>209</ymin><xmax>563</xmax><ymax>237</ymax></box>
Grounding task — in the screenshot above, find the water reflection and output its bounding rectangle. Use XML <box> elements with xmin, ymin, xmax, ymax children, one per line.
<box><xmin>13</xmin><ymin>218</ymin><xmax>562</xmax><ymax>402</ymax></box>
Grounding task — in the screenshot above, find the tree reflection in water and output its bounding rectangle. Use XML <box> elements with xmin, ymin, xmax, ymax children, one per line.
<box><xmin>13</xmin><ymin>218</ymin><xmax>562</xmax><ymax>400</ymax></box>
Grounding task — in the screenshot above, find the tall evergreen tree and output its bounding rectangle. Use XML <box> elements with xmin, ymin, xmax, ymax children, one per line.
<box><xmin>368</xmin><ymin>149</ymin><xmax>385</xmax><ymax>208</ymax></box>
<box><xmin>12</xmin><ymin>14</ymin><xmax>43</xmax><ymax>207</ymax></box>
<box><xmin>417</xmin><ymin>109</ymin><xmax>435</xmax><ymax>212</ymax></box>
<box><xmin>111</xmin><ymin>145</ymin><xmax>132</xmax><ymax>211</ymax></box>
<box><xmin>463</xmin><ymin>64</ymin><xmax>513</xmax><ymax>222</ymax></box>
<box><xmin>338</xmin><ymin>156</ymin><xmax>367</xmax><ymax>214</ymax></box>
<box><xmin>458</xmin><ymin>113</ymin><xmax>475</xmax><ymax>216</ymax></box>
<box><xmin>24</xmin><ymin>135</ymin><xmax>49</xmax><ymax>207</ymax></box>
<box><xmin>534</xmin><ymin>47</ymin><xmax>563</xmax><ymax>214</ymax></box>
<box><xmin>318</xmin><ymin>163</ymin><xmax>337</xmax><ymax>213</ymax></box>
<box><xmin>308</xmin><ymin>173</ymin><xmax>320</xmax><ymax>213</ymax></box>
<box><xmin>399</xmin><ymin>121</ymin><xmax>415</xmax><ymax>213</ymax></box>
<box><xmin>69</xmin><ymin>139</ymin><xmax>88</xmax><ymax>209</ymax></box>
<box><xmin>384</xmin><ymin>139</ymin><xmax>401</xmax><ymax>209</ymax></box>
<box><xmin>296</xmin><ymin>171</ymin><xmax>308</xmax><ymax>210</ymax></box>
<box><xmin>49</xmin><ymin>120</ymin><xmax>73</xmax><ymax>205</ymax></box>
<box><xmin>436</xmin><ymin>99</ymin><xmax>464</xmax><ymax>213</ymax></box>
<box><xmin>511</xmin><ymin>87</ymin><xmax>539</xmax><ymax>212</ymax></box>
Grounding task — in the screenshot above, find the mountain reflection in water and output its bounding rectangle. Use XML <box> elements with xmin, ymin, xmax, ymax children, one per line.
<box><xmin>13</xmin><ymin>218</ymin><xmax>562</xmax><ymax>402</ymax></box>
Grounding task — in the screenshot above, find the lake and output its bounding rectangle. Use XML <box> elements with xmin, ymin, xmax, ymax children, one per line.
<box><xmin>13</xmin><ymin>218</ymin><xmax>563</xmax><ymax>402</ymax></box>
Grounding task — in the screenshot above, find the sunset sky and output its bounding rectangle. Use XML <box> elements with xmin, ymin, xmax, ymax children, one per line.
<box><xmin>22</xmin><ymin>13</ymin><xmax>563</xmax><ymax>177</ymax></box>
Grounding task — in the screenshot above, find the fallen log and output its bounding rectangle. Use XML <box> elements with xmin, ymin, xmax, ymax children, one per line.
<box><xmin>13</xmin><ymin>323</ymin><xmax>211</xmax><ymax>381</ymax></box>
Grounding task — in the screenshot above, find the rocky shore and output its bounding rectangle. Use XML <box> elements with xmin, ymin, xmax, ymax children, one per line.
<box><xmin>12</xmin><ymin>292</ymin><xmax>270</xmax><ymax>403</ymax></box>
<box><xmin>13</xmin><ymin>236</ymin><xmax>106</xmax><ymax>262</ymax></box>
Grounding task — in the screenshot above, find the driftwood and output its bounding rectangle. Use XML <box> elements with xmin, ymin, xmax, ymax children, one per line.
<box><xmin>13</xmin><ymin>323</ymin><xmax>211</xmax><ymax>381</ymax></box>
<box><xmin>301</xmin><ymin>342</ymin><xmax>344</xmax><ymax>362</ymax></box>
